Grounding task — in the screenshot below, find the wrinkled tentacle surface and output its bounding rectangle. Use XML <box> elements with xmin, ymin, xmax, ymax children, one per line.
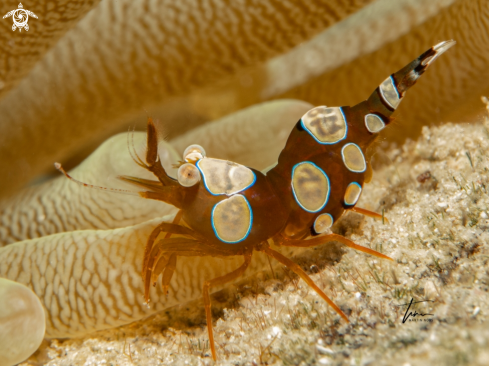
<box><xmin>0</xmin><ymin>132</ymin><xmax>179</xmax><ymax>246</ymax></box>
<box><xmin>0</xmin><ymin>0</ymin><xmax>100</xmax><ymax>98</ymax></box>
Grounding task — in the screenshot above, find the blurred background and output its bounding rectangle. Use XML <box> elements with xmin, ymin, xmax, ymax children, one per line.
<box><xmin>0</xmin><ymin>0</ymin><xmax>488</xmax><ymax>199</ymax></box>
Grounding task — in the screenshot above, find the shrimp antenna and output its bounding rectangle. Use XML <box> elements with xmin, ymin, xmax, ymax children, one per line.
<box><xmin>127</xmin><ymin>126</ymin><xmax>147</xmax><ymax>169</ymax></box>
<box><xmin>54</xmin><ymin>162</ymin><xmax>140</xmax><ymax>196</ymax></box>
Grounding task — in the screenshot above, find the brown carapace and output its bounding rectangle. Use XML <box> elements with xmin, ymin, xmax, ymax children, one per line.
<box><xmin>56</xmin><ymin>40</ymin><xmax>455</xmax><ymax>360</ymax></box>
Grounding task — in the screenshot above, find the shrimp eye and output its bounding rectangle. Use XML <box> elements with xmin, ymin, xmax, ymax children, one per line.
<box><xmin>178</xmin><ymin>163</ymin><xmax>201</xmax><ymax>187</ymax></box>
<box><xmin>183</xmin><ymin>144</ymin><xmax>206</xmax><ymax>162</ymax></box>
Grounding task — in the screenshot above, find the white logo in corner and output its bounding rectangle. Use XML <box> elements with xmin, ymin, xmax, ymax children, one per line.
<box><xmin>3</xmin><ymin>3</ymin><xmax>38</xmax><ymax>32</ymax></box>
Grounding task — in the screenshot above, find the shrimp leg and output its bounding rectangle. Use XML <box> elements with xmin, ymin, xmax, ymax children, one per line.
<box><xmin>275</xmin><ymin>234</ymin><xmax>393</xmax><ymax>261</ymax></box>
<box><xmin>351</xmin><ymin>207</ymin><xmax>389</xmax><ymax>223</ymax></box>
<box><xmin>203</xmin><ymin>252</ymin><xmax>252</xmax><ymax>360</ymax></box>
<box><xmin>261</xmin><ymin>246</ymin><xmax>348</xmax><ymax>322</ymax></box>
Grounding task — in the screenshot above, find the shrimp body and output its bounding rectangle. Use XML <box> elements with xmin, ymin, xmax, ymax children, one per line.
<box><xmin>181</xmin><ymin>158</ymin><xmax>288</xmax><ymax>247</ymax></box>
<box><xmin>57</xmin><ymin>40</ymin><xmax>456</xmax><ymax>361</ymax></box>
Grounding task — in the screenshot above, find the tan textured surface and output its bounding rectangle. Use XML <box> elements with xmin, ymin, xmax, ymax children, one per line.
<box><xmin>261</xmin><ymin>0</ymin><xmax>457</xmax><ymax>98</ymax></box>
<box><xmin>0</xmin><ymin>0</ymin><xmax>486</xmax><ymax>360</ymax></box>
<box><xmin>0</xmin><ymin>0</ymin><xmax>100</xmax><ymax>97</ymax></box>
<box><xmin>0</xmin><ymin>0</ymin><xmax>372</xmax><ymax>198</ymax></box>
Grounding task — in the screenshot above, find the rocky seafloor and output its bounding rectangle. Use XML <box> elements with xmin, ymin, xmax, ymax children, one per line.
<box><xmin>22</xmin><ymin>114</ymin><xmax>489</xmax><ymax>366</ymax></box>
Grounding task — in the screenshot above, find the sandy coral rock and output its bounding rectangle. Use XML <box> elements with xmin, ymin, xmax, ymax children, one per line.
<box><xmin>0</xmin><ymin>278</ymin><xmax>45</xmax><ymax>366</ymax></box>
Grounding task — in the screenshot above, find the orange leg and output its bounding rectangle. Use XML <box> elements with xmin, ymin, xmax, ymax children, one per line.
<box><xmin>151</xmin><ymin>253</ymin><xmax>171</xmax><ymax>286</ymax></box>
<box><xmin>142</xmin><ymin>211</ymin><xmax>183</xmax><ymax>277</ymax></box>
<box><xmin>262</xmin><ymin>246</ymin><xmax>349</xmax><ymax>323</ymax></box>
<box><xmin>146</xmin><ymin>239</ymin><xmax>208</xmax><ymax>301</ymax></box>
<box><xmin>156</xmin><ymin>213</ymin><xmax>183</xmax><ymax>295</ymax></box>
<box><xmin>161</xmin><ymin>253</ymin><xmax>177</xmax><ymax>295</ymax></box>
<box><xmin>142</xmin><ymin>210</ymin><xmax>183</xmax><ymax>302</ymax></box>
<box><xmin>203</xmin><ymin>252</ymin><xmax>252</xmax><ymax>361</ymax></box>
<box><xmin>276</xmin><ymin>233</ymin><xmax>393</xmax><ymax>261</ymax></box>
<box><xmin>351</xmin><ymin>207</ymin><xmax>389</xmax><ymax>224</ymax></box>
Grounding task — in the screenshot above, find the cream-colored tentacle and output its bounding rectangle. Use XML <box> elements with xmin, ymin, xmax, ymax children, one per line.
<box><xmin>0</xmin><ymin>133</ymin><xmax>179</xmax><ymax>246</ymax></box>
<box><xmin>0</xmin><ymin>278</ymin><xmax>45</xmax><ymax>366</ymax></box>
<box><xmin>261</xmin><ymin>0</ymin><xmax>458</xmax><ymax>99</ymax></box>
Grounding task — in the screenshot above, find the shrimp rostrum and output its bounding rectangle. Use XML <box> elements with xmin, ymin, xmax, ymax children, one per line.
<box><xmin>56</xmin><ymin>40</ymin><xmax>455</xmax><ymax>360</ymax></box>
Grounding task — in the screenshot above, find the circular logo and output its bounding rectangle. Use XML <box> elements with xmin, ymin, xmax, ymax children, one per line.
<box><xmin>12</xmin><ymin>9</ymin><xmax>28</xmax><ymax>28</ymax></box>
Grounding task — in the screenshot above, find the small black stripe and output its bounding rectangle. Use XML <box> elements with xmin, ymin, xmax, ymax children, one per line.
<box><xmin>296</xmin><ymin>119</ymin><xmax>304</xmax><ymax>131</ymax></box>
